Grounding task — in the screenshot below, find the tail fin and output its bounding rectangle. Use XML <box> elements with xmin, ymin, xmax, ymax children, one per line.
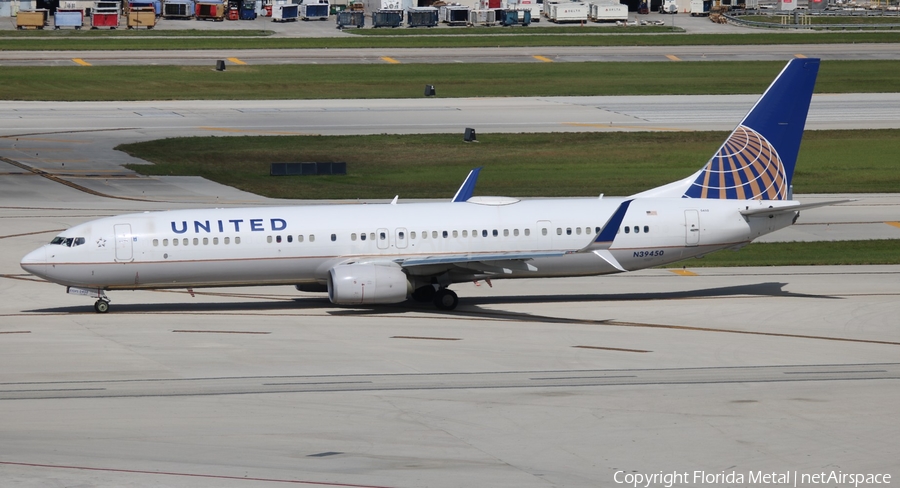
<box><xmin>637</xmin><ymin>58</ymin><xmax>820</xmax><ymax>201</ymax></box>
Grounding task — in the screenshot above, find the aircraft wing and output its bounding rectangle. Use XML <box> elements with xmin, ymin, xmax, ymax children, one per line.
<box><xmin>739</xmin><ymin>199</ymin><xmax>855</xmax><ymax>217</ymax></box>
<box><xmin>396</xmin><ymin>250</ymin><xmax>566</xmax><ymax>275</ymax></box>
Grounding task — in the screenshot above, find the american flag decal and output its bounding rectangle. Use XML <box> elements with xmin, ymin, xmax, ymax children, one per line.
<box><xmin>683</xmin><ymin>125</ymin><xmax>787</xmax><ymax>200</ymax></box>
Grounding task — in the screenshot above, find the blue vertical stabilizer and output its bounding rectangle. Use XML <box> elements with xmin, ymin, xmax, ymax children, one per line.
<box><xmin>683</xmin><ymin>58</ymin><xmax>820</xmax><ymax>200</ymax></box>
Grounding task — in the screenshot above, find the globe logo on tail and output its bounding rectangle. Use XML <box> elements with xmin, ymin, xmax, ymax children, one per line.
<box><xmin>684</xmin><ymin>125</ymin><xmax>787</xmax><ymax>200</ymax></box>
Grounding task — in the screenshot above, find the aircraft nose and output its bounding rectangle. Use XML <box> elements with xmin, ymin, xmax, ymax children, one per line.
<box><xmin>20</xmin><ymin>246</ymin><xmax>47</xmax><ymax>277</ymax></box>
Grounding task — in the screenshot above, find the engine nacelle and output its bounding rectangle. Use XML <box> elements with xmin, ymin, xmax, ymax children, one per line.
<box><xmin>327</xmin><ymin>263</ymin><xmax>410</xmax><ymax>305</ymax></box>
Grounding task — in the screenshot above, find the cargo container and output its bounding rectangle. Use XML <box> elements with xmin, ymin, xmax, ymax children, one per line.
<box><xmin>336</xmin><ymin>9</ymin><xmax>364</xmax><ymax>26</ymax></box>
<box><xmin>272</xmin><ymin>2</ymin><xmax>298</xmax><ymax>20</ymax></box>
<box><xmin>508</xmin><ymin>0</ymin><xmax>541</xmax><ymax>21</ymax></box>
<box><xmin>163</xmin><ymin>0</ymin><xmax>195</xmax><ymax>17</ymax></box>
<box><xmin>54</xmin><ymin>8</ymin><xmax>83</xmax><ymax>28</ymax></box>
<box><xmin>689</xmin><ymin>0</ymin><xmax>709</xmax><ymax>15</ymax></box>
<box><xmin>299</xmin><ymin>0</ymin><xmax>329</xmax><ymax>19</ymax></box>
<box><xmin>439</xmin><ymin>4</ymin><xmax>469</xmax><ymax>24</ymax></box>
<box><xmin>501</xmin><ymin>8</ymin><xmax>530</xmax><ymax>24</ymax></box>
<box><xmin>371</xmin><ymin>8</ymin><xmax>401</xmax><ymax>26</ymax></box>
<box><xmin>127</xmin><ymin>5</ymin><xmax>156</xmax><ymax>26</ymax></box>
<box><xmin>589</xmin><ymin>1</ymin><xmax>626</xmax><ymax>20</ymax></box>
<box><xmin>129</xmin><ymin>0</ymin><xmax>160</xmax><ymax>14</ymax></box>
<box><xmin>239</xmin><ymin>0</ymin><xmax>257</xmax><ymax>18</ymax></box>
<box><xmin>196</xmin><ymin>0</ymin><xmax>225</xmax><ymax>19</ymax></box>
<box><xmin>548</xmin><ymin>1</ymin><xmax>587</xmax><ymax>21</ymax></box>
<box><xmin>406</xmin><ymin>6</ymin><xmax>437</xmax><ymax>26</ymax></box>
<box><xmin>16</xmin><ymin>9</ymin><xmax>48</xmax><ymax>29</ymax></box>
<box><xmin>467</xmin><ymin>8</ymin><xmax>496</xmax><ymax>25</ymax></box>
<box><xmin>91</xmin><ymin>6</ymin><xmax>119</xmax><ymax>27</ymax></box>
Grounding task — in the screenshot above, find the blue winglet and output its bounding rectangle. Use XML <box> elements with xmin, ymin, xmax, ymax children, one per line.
<box><xmin>595</xmin><ymin>200</ymin><xmax>632</xmax><ymax>243</ymax></box>
<box><xmin>452</xmin><ymin>167</ymin><xmax>482</xmax><ymax>202</ymax></box>
<box><xmin>683</xmin><ymin>58</ymin><xmax>820</xmax><ymax>200</ymax></box>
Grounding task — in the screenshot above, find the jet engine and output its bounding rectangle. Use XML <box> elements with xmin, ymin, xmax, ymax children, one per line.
<box><xmin>327</xmin><ymin>263</ymin><xmax>410</xmax><ymax>305</ymax></box>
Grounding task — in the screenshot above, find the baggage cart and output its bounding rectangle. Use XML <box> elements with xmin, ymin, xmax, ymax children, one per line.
<box><xmin>336</xmin><ymin>9</ymin><xmax>364</xmax><ymax>27</ymax></box>
<box><xmin>272</xmin><ymin>3</ymin><xmax>298</xmax><ymax>20</ymax></box>
<box><xmin>467</xmin><ymin>8</ymin><xmax>495</xmax><ymax>25</ymax></box>
<box><xmin>127</xmin><ymin>5</ymin><xmax>156</xmax><ymax>26</ymax></box>
<box><xmin>91</xmin><ymin>7</ymin><xmax>120</xmax><ymax>27</ymax></box>
<box><xmin>406</xmin><ymin>6</ymin><xmax>437</xmax><ymax>26</ymax></box>
<box><xmin>300</xmin><ymin>1</ymin><xmax>329</xmax><ymax>19</ymax></box>
<box><xmin>16</xmin><ymin>9</ymin><xmax>48</xmax><ymax>29</ymax></box>
<box><xmin>54</xmin><ymin>8</ymin><xmax>83</xmax><ymax>28</ymax></box>
<box><xmin>239</xmin><ymin>0</ymin><xmax>257</xmax><ymax>18</ymax></box>
<box><xmin>163</xmin><ymin>0</ymin><xmax>195</xmax><ymax>18</ymax></box>
<box><xmin>440</xmin><ymin>4</ymin><xmax>468</xmax><ymax>24</ymax></box>
<box><xmin>196</xmin><ymin>0</ymin><xmax>225</xmax><ymax>20</ymax></box>
<box><xmin>371</xmin><ymin>8</ymin><xmax>401</xmax><ymax>26</ymax></box>
<box><xmin>501</xmin><ymin>8</ymin><xmax>530</xmax><ymax>24</ymax></box>
<box><xmin>129</xmin><ymin>0</ymin><xmax>161</xmax><ymax>15</ymax></box>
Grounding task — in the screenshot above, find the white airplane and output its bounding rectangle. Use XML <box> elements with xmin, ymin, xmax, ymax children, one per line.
<box><xmin>21</xmin><ymin>58</ymin><xmax>847</xmax><ymax>313</ymax></box>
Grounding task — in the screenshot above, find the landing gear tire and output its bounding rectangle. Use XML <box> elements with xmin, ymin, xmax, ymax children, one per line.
<box><xmin>433</xmin><ymin>289</ymin><xmax>458</xmax><ymax>311</ymax></box>
<box><xmin>411</xmin><ymin>285</ymin><xmax>436</xmax><ymax>303</ymax></box>
<box><xmin>94</xmin><ymin>300</ymin><xmax>110</xmax><ymax>313</ymax></box>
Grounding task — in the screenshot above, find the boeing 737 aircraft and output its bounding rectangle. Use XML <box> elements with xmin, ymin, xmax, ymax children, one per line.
<box><xmin>21</xmin><ymin>58</ymin><xmax>848</xmax><ymax>313</ymax></box>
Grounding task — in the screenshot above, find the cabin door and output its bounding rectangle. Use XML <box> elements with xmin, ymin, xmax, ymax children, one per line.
<box><xmin>684</xmin><ymin>210</ymin><xmax>700</xmax><ymax>247</ymax></box>
<box><xmin>114</xmin><ymin>224</ymin><xmax>133</xmax><ymax>261</ymax></box>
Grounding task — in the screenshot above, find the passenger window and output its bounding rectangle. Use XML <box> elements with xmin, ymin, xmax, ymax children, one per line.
<box><xmin>576</xmin><ymin>228</ymin><xmax>582</xmax><ymax>235</ymax></box>
<box><xmin>351</xmin><ymin>233</ymin><xmax>357</xmax><ymax>241</ymax></box>
<box><xmin>153</xmin><ymin>239</ymin><xmax>159</xmax><ymax>247</ymax></box>
<box><xmin>492</xmin><ymin>229</ymin><xmax>498</xmax><ymax>237</ymax></box>
<box><xmin>276</xmin><ymin>235</ymin><xmax>282</xmax><ymax>243</ymax></box>
<box><xmin>482</xmin><ymin>230</ymin><xmax>488</xmax><ymax>237</ymax></box>
<box><xmin>644</xmin><ymin>226</ymin><xmax>650</xmax><ymax>233</ymax></box>
<box><xmin>163</xmin><ymin>239</ymin><xmax>169</xmax><ymax>246</ymax></box>
<box><xmin>399</xmin><ymin>231</ymin><xmax>405</xmax><ymax>239</ymax></box>
<box><xmin>442</xmin><ymin>231</ymin><xmax>448</xmax><ymax>238</ymax></box>
<box><xmin>310</xmin><ymin>235</ymin><xmax>315</xmax><ymax>242</ymax></box>
<box><xmin>566</xmin><ymin>228</ymin><xmax>572</xmax><ymax>236</ymax></box>
<box><xmin>203</xmin><ymin>237</ymin><xmax>209</xmax><ymax>245</ymax></box>
<box><xmin>331</xmin><ymin>234</ymin><xmax>337</xmax><ymax>242</ymax></box>
<box><xmin>525</xmin><ymin>229</ymin><xmax>530</xmax><ymax>236</ymax></box>
<box><xmin>183</xmin><ymin>238</ymin><xmax>188</xmax><ymax>246</ymax></box>
<box><xmin>556</xmin><ymin>228</ymin><xmax>562</xmax><ymax>236</ymax></box>
<box><xmin>541</xmin><ymin>228</ymin><xmax>547</xmax><ymax>236</ymax></box>
<box><xmin>267</xmin><ymin>236</ymin><xmax>273</xmax><ymax>243</ymax></box>
<box><xmin>432</xmin><ymin>231</ymin><xmax>438</xmax><ymax>239</ymax></box>
<box><xmin>380</xmin><ymin>232</ymin><xmax>386</xmax><ymax>240</ymax></box>
<box><xmin>224</xmin><ymin>237</ymin><xmax>230</xmax><ymax>244</ymax></box>
<box><xmin>213</xmin><ymin>237</ymin><xmax>218</xmax><ymax>245</ymax></box>
<box><xmin>235</xmin><ymin>237</ymin><xmax>241</xmax><ymax>244</ymax></box>
<box><xmin>472</xmin><ymin>230</ymin><xmax>477</xmax><ymax>237</ymax></box>
<box><xmin>595</xmin><ymin>227</ymin><xmax>601</xmax><ymax>234</ymax></box>
<box><xmin>193</xmin><ymin>238</ymin><xmax>199</xmax><ymax>245</ymax></box>
<box><xmin>452</xmin><ymin>230</ymin><xmax>458</xmax><ymax>238</ymax></box>
<box><xmin>624</xmin><ymin>227</ymin><xmax>630</xmax><ymax>234</ymax></box>
<box><xmin>422</xmin><ymin>231</ymin><xmax>428</xmax><ymax>240</ymax></box>
<box><xmin>462</xmin><ymin>230</ymin><xmax>468</xmax><ymax>238</ymax></box>
<box><xmin>634</xmin><ymin>226</ymin><xmax>640</xmax><ymax>234</ymax></box>
<box><xmin>503</xmin><ymin>229</ymin><xmax>509</xmax><ymax>237</ymax></box>
<box><xmin>514</xmin><ymin>229</ymin><xmax>519</xmax><ymax>236</ymax></box>
<box><xmin>173</xmin><ymin>239</ymin><xmax>179</xmax><ymax>246</ymax></box>
<box><xmin>369</xmin><ymin>233</ymin><xmax>374</xmax><ymax>241</ymax></box>
<box><xmin>287</xmin><ymin>235</ymin><xmax>292</xmax><ymax>243</ymax></box>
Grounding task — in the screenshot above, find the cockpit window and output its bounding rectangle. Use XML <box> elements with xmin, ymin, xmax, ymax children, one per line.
<box><xmin>50</xmin><ymin>236</ymin><xmax>86</xmax><ymax>247</ymax></box>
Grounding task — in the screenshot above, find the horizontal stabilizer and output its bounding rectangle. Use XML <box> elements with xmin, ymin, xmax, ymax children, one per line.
<box><xmin>739</xmin><ymin>199</ymin><xmax>855</xmax><ymax>217</ymax></box>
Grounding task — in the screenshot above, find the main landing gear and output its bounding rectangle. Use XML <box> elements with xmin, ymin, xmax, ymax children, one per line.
<box><xmin>411</xmin><ymin>285</ymin><xmax>459</xmax><ymax>311</ymax></box>
<box><xmin>93</xmin><ymin>298</ymin><xmax>110</xmax><ymax>313</ymax></box>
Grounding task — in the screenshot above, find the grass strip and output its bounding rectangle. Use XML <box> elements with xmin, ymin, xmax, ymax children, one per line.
<box><xmin>740</xmin><ymin>15</ymin><xmax>900</xmax><ymax>25</ymax></box>
<box><xmin>0</xmin><ymin>31</ymin><xmax>898</xmax><ymax>49</ymax></box>
<box><xmin>118</xmin><ymin>130</ymin><xmax>900</xmax><ymax>200</ymax></box>
<box><xmin>4</xmin><ymin>60</ymin><xmax>900</xmax><ymax>101</ymax></box>
<box><xmin>661</xmin><ymin>240</ymin><xmax>900</xmax><ymax>267</ymax></box>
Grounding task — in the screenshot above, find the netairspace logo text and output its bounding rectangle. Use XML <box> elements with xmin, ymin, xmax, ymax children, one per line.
<box><xmin>613</xmin><ymin>470</ymin><xmax>891</xmax><ymax>488</ymax></box>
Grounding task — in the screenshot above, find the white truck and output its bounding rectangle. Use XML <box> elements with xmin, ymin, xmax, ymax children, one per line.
<box><xmin>548</xmin><ymin>0</ymin><xmax>588</xmax><ymax>22</ymax></box>
<box><xmin>690</xmin><ymin>0</ymin><xmax>710</xmax><ymax>15</ymax></box>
